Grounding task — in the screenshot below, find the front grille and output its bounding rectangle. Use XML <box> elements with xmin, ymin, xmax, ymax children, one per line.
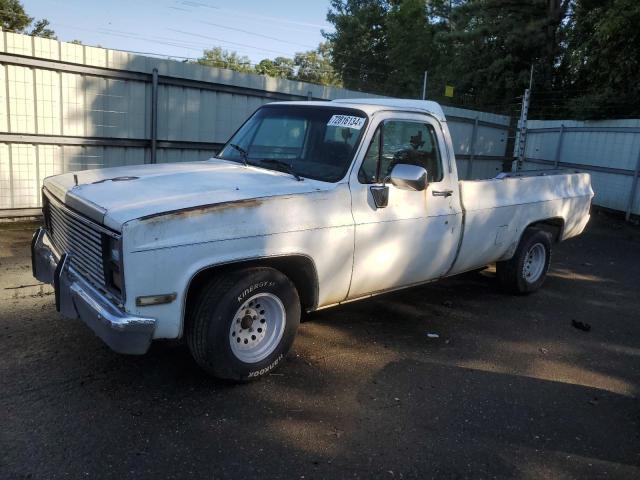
<box><xmin>45</xmin><ymin>194</ymin><xmax>117</xmax><ymax>293</ymax></box>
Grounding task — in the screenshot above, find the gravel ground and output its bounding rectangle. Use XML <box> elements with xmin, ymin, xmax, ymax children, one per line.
<box><xmin>1</xmin><ymin>213</ymin><xmax>639</xmax><ymax>479</ymax></box>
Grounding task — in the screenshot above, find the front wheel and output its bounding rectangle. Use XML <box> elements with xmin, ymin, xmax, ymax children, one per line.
<box><xmin>186</xmin><ymin>267</ymin><xmax>300</xmax><ymax>381</ymax></box>
<box><xmin>496</xmin><ymin>229</ymin><xmax>552</xmax><ymax>294</ymax></box>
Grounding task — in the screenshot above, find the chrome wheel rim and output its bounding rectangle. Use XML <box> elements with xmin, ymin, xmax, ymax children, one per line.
<box><xmin>523</xmin><ymin>243</ymin><xmax>546</xmax><ymax>283</ymax></box>
<box><xmin>229</xmin><ymin>292</ymin><xmax>286</xmax><ymax>364</ymax></box>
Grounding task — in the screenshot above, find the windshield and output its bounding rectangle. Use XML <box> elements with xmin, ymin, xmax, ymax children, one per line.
<box><xmin>216</xmin><ymin>105</ymin><xmax>368</xmax><ymax>182</ymax></box>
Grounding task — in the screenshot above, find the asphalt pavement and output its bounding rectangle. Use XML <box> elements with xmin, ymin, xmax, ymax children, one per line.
<box><xmin>1</xmin><ymin>213</ymin><xmax>639</xmax><ymax>479</ymax></box>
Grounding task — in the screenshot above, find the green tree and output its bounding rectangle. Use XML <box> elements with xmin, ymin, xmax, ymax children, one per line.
<box><xmin>324</xmin><ymin>0</ymin><xmax>578</xmax><ymax>110</ymax></box>
<box><xmin>324</xmin><ymin>0</ymin><xmax>390</xmax><ymax>93</ymax></box>
<box><xmin>325</xmin><ymin>0</ymin><xmax>460</xmax><ymax>97</ymax></box>
<box><xmin>0</xmin><ymin>0</ymin><xmax>56</xmax><ymax>38</ymax></box>
<box><xmin>0</xmin><ymin>0</ymin><xmax>30</xmax><ymax>32</ymax></box>
<box><xmin>384</xmin><ymin>0</ymin><xmax>449</xmax><ymax>98</ymax></box>
<box><xmin>293</xmin><ymin>42</ymin><xmax>341</xmax><ymax>86</ymax></box>
<box><xmin>440</xmin><ymin>0</ymin><xmax>570</xmax><ymax>108</ymax></box>
<box><xmin>255</xmin><ymin>57</ymin><xmax>295</xmax><ymax>79</ymax></box>
<box><xmin>561</xmin><ymin>0</ymin><xmax>640</xmax><ymax>118</ymax></box>
<box><xmin>197</xmin><ymin>44</ymin><xmax>342</xmax><ymax>87</ymax></box>
<box><xmin>29</xmin><ymin>18</ymin><xmax>55</xmax><ymax>39</ymax></box>
<box><xmin>197</xmin><ymin>47</ymin><xmax>253</xmax><ymax>73</ymax></box>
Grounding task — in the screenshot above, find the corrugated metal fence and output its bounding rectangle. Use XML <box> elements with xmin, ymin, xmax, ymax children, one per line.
<box><xmin>522</xmin><ymin>119</ymin><xmax>640</xmax><ymax>219</ymax></box>
<box><xmin>445</xmin><ymin>105</ymin><xmax>510</xmax><ymax>181</ymax></box>
<box><xmin>0</xmin><ymin>30</ymin><xmax>510</xmax><ymax>216</ymax></box>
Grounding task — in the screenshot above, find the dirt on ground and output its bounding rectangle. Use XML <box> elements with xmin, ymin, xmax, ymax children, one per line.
<box><xmin>1</xmin><ymin>212</ymin><xmax>639</xmax><ymax>479</ymax></box>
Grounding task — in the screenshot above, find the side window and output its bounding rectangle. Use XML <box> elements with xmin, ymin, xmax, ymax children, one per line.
<box><xmin>359</xmin><ymin>121</ymin><xmax>443</xmax><ymax>184</ymax></box>
<box><xmin>381</xmin><ymin>121</ymin><xmax>443</xmax><ymax>182</ymax></box>
<box><xmin>358</xmin><ymin>127</ymin><xmax>380</xmax><ymax>183</ymax></box>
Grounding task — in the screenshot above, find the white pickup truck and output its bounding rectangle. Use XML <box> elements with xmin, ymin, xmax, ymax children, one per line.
<box><xmin>32</xmin><ymin>99</ymin><xmax>593</xmax><ymax>381</ymax></box>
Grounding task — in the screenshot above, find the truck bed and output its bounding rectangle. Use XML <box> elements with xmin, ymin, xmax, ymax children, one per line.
<box><xmin>449</xmin><ymin>172</ymin><xmax>593</xmax><ymax>275</ymax></box>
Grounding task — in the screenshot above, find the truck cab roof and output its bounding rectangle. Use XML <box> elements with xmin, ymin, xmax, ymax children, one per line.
<box><xmin>332</xmin><ymin>98</ymin><xmax>446</xmax><ymax>122</ymax></box>
<box><xmin>267</xmin><ymin>99</ymin><xmax>447</xmax><ymax>123</ymax></box>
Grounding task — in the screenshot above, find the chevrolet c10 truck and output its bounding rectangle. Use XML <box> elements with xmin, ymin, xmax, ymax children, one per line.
<box><xmin>32</xmin><ymin>98</ymin><xmax>594</xmax><ymax>381</ymax></box>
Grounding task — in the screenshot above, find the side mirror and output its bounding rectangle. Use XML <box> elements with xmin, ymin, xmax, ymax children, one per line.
<box><xmin>389</xmin><ymin>164</ymin><xmax>428</xmax><ymax>191</ymax></box>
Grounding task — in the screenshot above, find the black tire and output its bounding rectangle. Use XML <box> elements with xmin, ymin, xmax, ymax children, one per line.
<box><xmin>186</xmin><ymin>267</ymin><xmax>300</xmax><ymax>381</ymax></box>
<box><xmin>496</xmin><ymin>229</ymin><xmax>552</xmax><ymax>295</ymax></box>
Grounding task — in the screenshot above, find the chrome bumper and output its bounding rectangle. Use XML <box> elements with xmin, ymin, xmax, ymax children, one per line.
<box><xmin>31</xmin><ymin>227</ymin><xmax>156</xmax><ymax>354</ymax></box>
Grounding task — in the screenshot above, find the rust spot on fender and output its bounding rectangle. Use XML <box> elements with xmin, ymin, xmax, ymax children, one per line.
<box><xmin>138</xmin><ymin>195</ymin><xmax>297</xmax><ymax>223</ymax></box>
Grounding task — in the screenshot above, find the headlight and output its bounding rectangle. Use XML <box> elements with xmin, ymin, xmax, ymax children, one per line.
<box><xmin>42</xmin><ymin>192</ymin><xmax>51</xmax><ymax>231</ymax></box>
<box><xmin>104</xmin><ymin>236</ymin><xmax>123</xmax><ymax>293</ymax></box>
<box><xmin>109</xmin><ymin>240</ymin><xmax>120</xmax><ymax>263</ymax></box>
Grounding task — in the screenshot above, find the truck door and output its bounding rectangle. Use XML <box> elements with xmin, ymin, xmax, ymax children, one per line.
<box><xmin>347</xmin><ymin>112</ymin><xmax>462</xmax><ymax>300</ymax></box>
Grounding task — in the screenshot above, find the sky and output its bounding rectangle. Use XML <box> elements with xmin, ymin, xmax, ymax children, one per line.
<box><xmin>23</xmin><ymin>0</ymin><xmax>334</xmax><ymax>64</ymax></box>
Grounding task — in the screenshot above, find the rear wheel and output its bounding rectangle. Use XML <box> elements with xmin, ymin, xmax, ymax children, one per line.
<box><xmin>496</xmin><ymin>229</ymin><xmax>552</xmax><ymax>294</ymax></box>
<box><xmin>186</xmin><ymin>267</ymin><xmax>300</xmax><ymax>381</ymax></box>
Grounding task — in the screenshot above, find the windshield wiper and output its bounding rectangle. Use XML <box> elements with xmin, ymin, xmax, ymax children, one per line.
<box><xmin>228</xmin><ymin>143</ymin><xmax>248</xmax><ymax>166</ymax></box>
<box><xmin>256</xmin><ymin>159</ymin><xmax>303</xmax><ymax>181</ymax></box>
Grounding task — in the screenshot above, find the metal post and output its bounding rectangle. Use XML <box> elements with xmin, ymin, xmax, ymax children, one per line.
<box><xmin>150</xmin><ymin>68</ymin><xmax>158</xmax><ymax>164</ymax></box>
<box><xmin>422</xmin><ymin>71</ymin><xmax>428</xmax><ymax>100</ymax></box>
<box><xmin>466</xmin><ymin>117</ymin><xmax>479</xmax><ymax>179</ymax></box>
<box><xmin>529</xmin><ymin>64</ymin><xmax>534</xmax><ymax>91</ymax></box>
<box><xmin>515</xmin><ymin>88</ymin><xmax>530</xmax><ymax>172</ymax></box>
<box><xmin>307</xmin><ymin>91</ymin><xmax>312</xmax><ymax>101</ymax></box>
<box><xmin>626</xmin><ymin>147</ymin><xmax>640</xmax><ymax>221</ymax></box>
<box><xmin>553</xmin><ymin>124</ymin><xmax>565</xmax><ymax>169</ymax></box>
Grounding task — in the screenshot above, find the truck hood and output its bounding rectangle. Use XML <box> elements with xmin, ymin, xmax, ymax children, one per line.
<box><xmin>43</xmin><ymin>159</ymin><xmax>331</xmax><ymax>231</ymax></box>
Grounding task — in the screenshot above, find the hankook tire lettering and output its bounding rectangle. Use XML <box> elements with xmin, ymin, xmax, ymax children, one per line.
<box><xmin>248</xmin><ymin>353</ymin><xmax>283</xmax><ymax>378</ymax></box>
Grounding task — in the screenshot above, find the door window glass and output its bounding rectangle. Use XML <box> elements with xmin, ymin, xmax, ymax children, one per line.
<box><xmin>358</xmin><ymin>121</ymin><xmax>443</xmax><ymax>184</ymax></box>
<box><xmin>358</xmin><ymin>127</ymin><xmax>380</xmax><ymax>183</ymax></box>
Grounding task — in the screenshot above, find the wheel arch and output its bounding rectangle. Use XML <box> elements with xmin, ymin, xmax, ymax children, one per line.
<box><xmin>500</xmin><ymin>216</ymin><xmax>565</xmax><ymax>263</ymax></box>
<box><xmin>524</xmin><ymin>216</ymin><xmax>565</xmax><ymax>243</ymax></box>
<box><xmin>182</xmin><ymin>254</ymin><xmax>319</xmax><ymax>335</ymax></box>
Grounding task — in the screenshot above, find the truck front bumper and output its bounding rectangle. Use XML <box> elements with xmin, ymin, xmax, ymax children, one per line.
<box><xmin>31</xmin><ymin>227</ymin><xmax>156</xmax><ymax>354</ymax></box>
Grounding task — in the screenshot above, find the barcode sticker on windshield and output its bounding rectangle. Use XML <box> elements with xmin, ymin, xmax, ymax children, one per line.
<box><xmin>327</xmin><ymin>115</ymin><xmax>366</xmax><ymax>130</ymax></box>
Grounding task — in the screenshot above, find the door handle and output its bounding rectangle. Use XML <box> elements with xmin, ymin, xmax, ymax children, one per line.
<box><xmin>432</xmin><ymin>189</ymin><xmax>453</xmax><ymax>197</ymax></box>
